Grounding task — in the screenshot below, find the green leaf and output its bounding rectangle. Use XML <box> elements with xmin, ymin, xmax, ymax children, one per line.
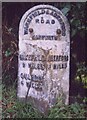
<box><xmin>61</xmin><ymin>7</ymin><xmax>70</xmax><ymax>15</ymax></box>
<box><xmin>71</xmin><ymin>103</ymin><xmax>80</xmax><ymax>114</ymax></box>
<box><xmin>5</xmin><ymin>49</ymin><xmax>12</xmax><ymax>57</ymax></box>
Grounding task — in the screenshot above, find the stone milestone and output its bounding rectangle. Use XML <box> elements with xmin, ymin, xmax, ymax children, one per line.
<box><xmin>18</xmin><ymin>5</ymin><xmax>70</xmax><ymax>114</ymax></box>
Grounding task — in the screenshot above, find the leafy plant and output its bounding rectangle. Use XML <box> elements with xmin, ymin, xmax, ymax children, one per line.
<box><xmin>2</xmin><ymin>2</ymin><xmax>86</xmax><ymax>87</ymax></box>
<box><xmin>2</xmin><ymin>84</ymin><xmax>87</xmax><ymax>118</ymax></box>
<box><xmin>48</xmin><ymin>101</ymin><xmax>86</xmax><ymax>118</ymax></box>
<box><xmin>61</xmin><ymin>3</ymin><xmax>86</xmax><ymax>38</ymax></box>
<box><xmin>2</xmin><ymin>85</ymin><xmax>43</xmax><ymax>118</ymax></box>
<box><xmin>75</xmin><ymin>62</ymin><xmax>87</xmax><ymax>88</ymax></box>
<box><xmin>2</xmin><ymin>3</ymin><xmax>87</xmax><ymax>119</ymax></box>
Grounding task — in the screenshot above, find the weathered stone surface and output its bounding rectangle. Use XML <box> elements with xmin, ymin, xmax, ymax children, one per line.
<box><xmin>18</xmin><ymin>5</ymin><xmax>70</xmax><ymax>114</ymax></box>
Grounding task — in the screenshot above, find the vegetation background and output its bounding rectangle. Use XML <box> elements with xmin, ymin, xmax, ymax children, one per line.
<box><xmin>2</xmin><ymin>2</ymin><xmax>87</xmax><ymax>118</ymax></box>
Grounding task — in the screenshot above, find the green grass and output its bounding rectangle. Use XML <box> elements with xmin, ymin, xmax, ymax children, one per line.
<box><xmin>2</xmin><ymin>84</ymin><xmax>87</xmax><ymax>118</ymax></box>
<box><xmin>48</xmin><ymin>101</ymin><xmax>86</xmax><ymax>118</ymax></box>
<box><xmin>2</xmin><ymin>85</ymin><xmax>43</xmax><ymax>118</ymax></box>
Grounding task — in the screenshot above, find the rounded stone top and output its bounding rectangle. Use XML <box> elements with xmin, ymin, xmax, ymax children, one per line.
<box><xmin>19</xmin><ymin>4</ymin><xmax>70</xmax><ymax>42</ymax></box>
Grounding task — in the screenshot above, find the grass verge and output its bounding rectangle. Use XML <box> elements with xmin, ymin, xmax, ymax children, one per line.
<box><xmin>2</xmin><ymin>84</ymin><xmax>87</xmax><ymax>118</ymax></box>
